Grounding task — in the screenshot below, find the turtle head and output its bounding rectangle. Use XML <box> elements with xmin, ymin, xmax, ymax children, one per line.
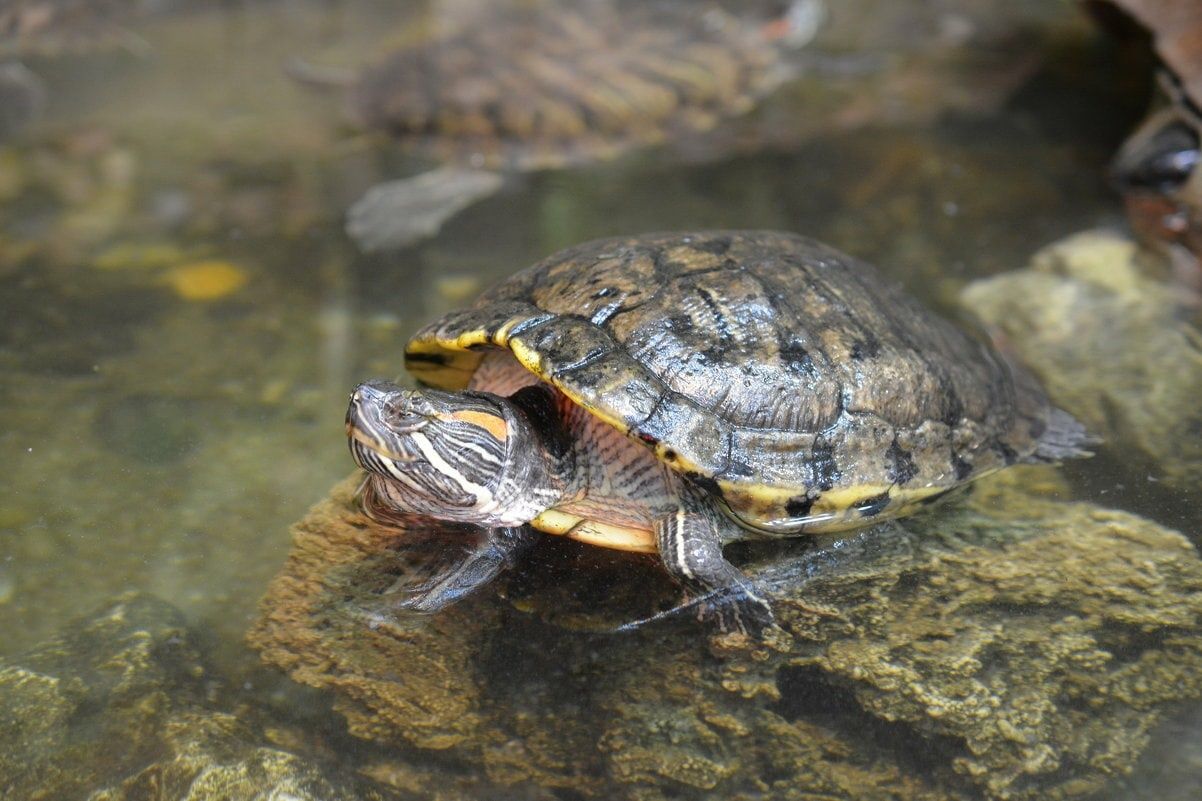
<box><xmin>1112</xmin><ymin>111</ymin><xmax>1200</xmax><ymax>197</ymax></box>
<box><xmin>1111</xmin><ymin>71</ymin><xmax>1201</xmax><ymax>218</ymax></box>
<box><xmin>346</xmin><ymin>380</ymin><xmax>554</xmax><ymax>526</ymax></box>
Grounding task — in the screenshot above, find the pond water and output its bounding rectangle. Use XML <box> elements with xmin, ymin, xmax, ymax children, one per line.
<box><xmin>1</xmin><ymin>1</ymin><xmax>1200</xmax><ymax>800</ymax></box>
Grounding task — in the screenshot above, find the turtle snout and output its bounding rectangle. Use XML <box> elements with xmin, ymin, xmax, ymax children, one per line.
<box><xmin>347</xmin><ymin>380</ymin><xmax>403</xmax><ymax>436</ymax></box>
<box><xmin>351</xmin><ymin>379</ymin><xmax>404</xmax><ymax>408</ymax></box>
<box><xmin>348</xmin><ymin>381</ymin><xmax>434</xmax><ymax>440</ymax></box>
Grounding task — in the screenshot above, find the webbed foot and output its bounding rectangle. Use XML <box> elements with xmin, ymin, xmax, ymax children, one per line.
<box><xmin>699</xmin><ymin>582</ymin><xmax>776</xmax><ymax>636</ymax></box>
<box><xmin>360</xmin><ymin>525</ymin><xmax>537</xmax><ymax>616</ymax></box>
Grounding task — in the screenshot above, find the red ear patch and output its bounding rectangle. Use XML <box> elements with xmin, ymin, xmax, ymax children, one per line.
<box><xmin>446</xmin><ymin>410</ymin><xmax>509</xmax><ymax>442</ymax></box>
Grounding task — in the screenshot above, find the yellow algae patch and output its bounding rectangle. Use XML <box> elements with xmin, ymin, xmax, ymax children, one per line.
<box><xmin>166</xmin><ymin>260</ymin><xmax>249</xmax><ymax>301</ymax></box>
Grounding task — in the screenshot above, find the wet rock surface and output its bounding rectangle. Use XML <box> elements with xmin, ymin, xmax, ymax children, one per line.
<box><xmin>249</xmin><ymin>469</ymin><xmax>1202</xmax><ymax>801</ymax></box>
<box><xmin>961</xmin><ymin>230</ymin><xmax>1202</xmax><ymax>492</ymax></box>
<box><xmin>0</xmin><ymin>593</ymin><xmax>400</xmax><ymax>801</ymax></box>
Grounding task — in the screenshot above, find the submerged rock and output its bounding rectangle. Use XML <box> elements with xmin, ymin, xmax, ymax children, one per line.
<box><xmin>0</xmin><ymin>592</ymin><xmax>399</xmax><ymax>801</ymax></box>
<box><xmin>0</xmin><ymin>593</ymin><xmax>204</xmax><ymax>799</ymax></box>
<box><xmin>89</xmin><ymin>710</ymin><xmax>399</xmax><ymax>801</ymax></box>
<box><xmin>961</xmin><ymin>229</ymin><xmax>1202</xmax><ymax>492</ymax></box>
<box><xmin>249</xmin><ymin>469</ymin><xmax>1202</xmax><ymax>801</ymax></box>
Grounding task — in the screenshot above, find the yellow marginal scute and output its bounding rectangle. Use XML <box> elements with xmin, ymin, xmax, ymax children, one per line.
<box><xmin>725</xmin><ymin>480</ymin><xmax>961</xmax><ymax>534</ymax></box>
<box><xmin>410</xmin><ymin>315</ymin><xmax>710</xmax><ymax>483</ymax></box>
<box><xmin>531</xmin><ymin>508</ymin><xmax>579</xmax><ymax>535</ymax></box>
<box><xmin>404</xmin><ymin>338</ymin><xmax>483</xmax><ymax>390</ymax></box>
<box><xmin>406</xmin><ymin>313</ymin><xmax>536</xmax><ymax>390</ymax></box>
<box><xmin>532</xmin><ymin>510</ymin><xmax>657</xmax><ymax>554</ymax></box>
<box><xmin>506</xmin><ymin>337</ymin><xmax>545</xmax><ymax>379</ymax></box>
<box><xmin>508</xmin><ymin>331</ymin><xmax>648</xmax><ymax>440</ymax></box>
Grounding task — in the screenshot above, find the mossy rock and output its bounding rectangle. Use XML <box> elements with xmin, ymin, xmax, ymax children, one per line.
<box><xmin>961</xmin><ymin>229</ymin><xmax>1202</xmax><ymax>492</ymax></box>
<box><xmin>0</xmin><ymin>593</ymin><xmax>400</xmax><ymax>801</ymax></box>
<box><xmin>249</xmin><ymin>468</ymin><xmax>1202</xmax><ymax>800</ymax></box>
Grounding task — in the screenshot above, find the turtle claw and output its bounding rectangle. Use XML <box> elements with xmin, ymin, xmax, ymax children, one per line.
<box><xmin>700</xmin><ymin>586</ymin><xmax>776</xmax><ymax>637</ymax></box>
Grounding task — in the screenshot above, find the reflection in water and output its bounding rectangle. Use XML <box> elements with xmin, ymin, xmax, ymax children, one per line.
<box><xmin>0</xmin><ymin>1</ymin><xmax>1200</xmax><ymax>799</ymax></box>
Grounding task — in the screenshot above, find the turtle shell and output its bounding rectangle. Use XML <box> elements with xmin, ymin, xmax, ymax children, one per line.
<box><xmin>406</xmin><ymin>231</ymin><xmax>1077</xmax><ymax>534</ymax></box>
<box><xmin>351</xmin><ymin>1</ymin><xmax>787</xmax><ymax>170</ymax></box>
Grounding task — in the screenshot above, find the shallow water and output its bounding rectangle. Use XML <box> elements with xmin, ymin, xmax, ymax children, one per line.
<box><xmin>1</xmin><ymin>1</ymin><xmax>1200</xmax><ymax>799</ymax></box>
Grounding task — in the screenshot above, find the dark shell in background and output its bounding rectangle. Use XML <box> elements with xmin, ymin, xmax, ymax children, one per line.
<box><xmin>349</xmin><ymin>0</ymin><xmax>794</xmax><ymax>170</ymax></box>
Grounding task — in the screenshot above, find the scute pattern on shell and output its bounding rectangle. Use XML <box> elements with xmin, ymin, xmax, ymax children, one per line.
<box><xmin>352</xmin><ymin>0</ymin><xmax>786</xmax><ymax>170</ymax></box>
<box><xmin>406</xmin><ymin>231</ymin><xmax>1061</xmax><ymax>532</ymax></box>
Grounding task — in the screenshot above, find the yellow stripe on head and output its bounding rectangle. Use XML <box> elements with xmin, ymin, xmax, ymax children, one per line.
<box><xmin>443</xmin><ymin>409</ymin><xmax>510</xmax><ymax>442</ymax></box>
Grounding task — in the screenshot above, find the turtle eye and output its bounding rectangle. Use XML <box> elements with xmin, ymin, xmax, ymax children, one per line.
<box><xmin>383</xmin><ymin>408</ymin><xmax>430</xmax><ymax>434</ymax></box>
<box><xmin>1114</xmin><ymin>119</ymin><xmax>1200</xmax><ymax>193</ymax></box>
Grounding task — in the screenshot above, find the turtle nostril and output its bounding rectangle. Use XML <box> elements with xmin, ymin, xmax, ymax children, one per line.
<box><xmin>352</xmin><ymin>380</ymin><xmax>404</xmax><ymax>407</ymax></box>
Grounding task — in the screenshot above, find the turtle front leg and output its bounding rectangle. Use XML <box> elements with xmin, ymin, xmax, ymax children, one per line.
<box><xmin>383</xmin><ymin>526</ymin><xmax>538</xmax><ymax>613</ymax></box>
<box><xmin>655</xmin><ymin>510</ymin><xmax>774</xmax><ymax>635</ymax></box>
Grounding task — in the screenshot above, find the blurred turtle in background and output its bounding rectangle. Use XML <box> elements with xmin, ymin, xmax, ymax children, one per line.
<box><xmin>1093</xmin><ymin>0</ymin><xmax>1202</xmax><ymax>299</ymax></box>
<box><xmin>294</xmin><ymin>0</ymin><xmax>824</xmax><ymax>253</ymax></box>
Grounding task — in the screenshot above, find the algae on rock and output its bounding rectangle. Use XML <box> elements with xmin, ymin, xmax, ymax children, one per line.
<box><xmin>0</xmin><ymin>592</ymin><xmax>400</xmax><ymax>801</ymax></box>
<box><xmin>249</xmin><ymin>468</ymin><xmax>1202</xmax><ymax>801</ymax></box>
<box><xmin>89</xmin><ymin>710</ymin><xmax>399</xmax><ymax>801</ymax></box>
<box><xmin>961</xmin><ymin>230</ymin><xmax>1202</xmax><ymax>491</ymax></box>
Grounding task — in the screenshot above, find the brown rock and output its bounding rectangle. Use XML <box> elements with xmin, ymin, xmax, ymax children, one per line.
<box><xmin>961</xmin><ymin>230</ymin><xmax>1202</xmax><ymax>492</ymax></box>
<box><xmin>250</xmin><ymin>467</ymin><xmax>1202</xmax><ymax>800</ymax></box>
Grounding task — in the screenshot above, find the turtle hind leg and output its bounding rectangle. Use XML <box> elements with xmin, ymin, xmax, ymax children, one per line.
<box><xmin>371</xmin><ymin>525</ymin><xmax>538</xmax><ymax>615</ymax></box>
<box><xmin>655</xmin><ymin>510</ymin><xmax>775</xmax><ymax>636</ymax></box>
<box><xmin>1032</xmin><ymin>407</ymin><xmax>1099</xmax><ymax>462</ymax></box>
<box><xmin>345</xmin><ymin>167</ymin><xmax>505</xmax><ymax>253</ymax></box>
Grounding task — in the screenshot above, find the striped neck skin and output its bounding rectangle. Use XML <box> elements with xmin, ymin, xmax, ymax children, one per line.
<box><xmin>346</xmin><ymin>380</ymin><xmax>568</xmax><ymax>528</ymax></box>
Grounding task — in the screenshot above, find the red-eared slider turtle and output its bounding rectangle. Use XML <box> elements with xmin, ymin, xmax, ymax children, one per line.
<box><xmin>1112</xmin><ymin>72</ymin><xmax>1202</xmax><ymax>295</ymax></box>
<box><xmin>298</xmin><ymin>0</ymin><xmax>821</xmax><ymax>252</ymax></box>
<box><xmin>1100</xmin><ymin>0</ymin><xmax>1202</xmax><ymax>291</ymax></box>
<box><xmin>346</xmin><ymin>231</ymin><xmax>1093</xmax><ymax>632</ymax></box>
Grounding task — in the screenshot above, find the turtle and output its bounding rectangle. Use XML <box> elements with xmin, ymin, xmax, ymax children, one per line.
<box><xmin>345</xmin><ymin>231</ymin><xmax>1094</xmax><ymax>632</ymax></box>
<box><xmin>1112</xmin><ymin>72</ymin><xmax>1202</xmax><ymax>296</ymax></box>
<box><xmin>293</xmin><ymin>0</ymin><xmax>823</xmax><ymax>253</ymax></box>
<box><xmin>1097</xmin><ymin>0</ymin><xmax>1202</xmax><ymax>295</ymax></box>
